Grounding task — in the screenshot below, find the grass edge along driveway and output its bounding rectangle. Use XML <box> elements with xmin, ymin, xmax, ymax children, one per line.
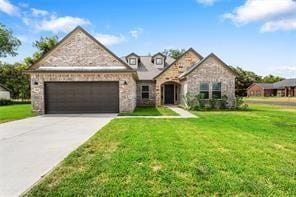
<box><xmin>0</xmin><ymin>104</ymin><xmax>35</xmax><ymax>124</ymax></box>
<box><xmin>25</xmin><ymin>104</ymin><xmax>296</xmax><ymax>196</ymax></box>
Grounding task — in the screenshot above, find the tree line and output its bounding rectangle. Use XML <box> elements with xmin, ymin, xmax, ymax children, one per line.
<box><xmin>0</xmin><ymin>23</ymin><xmax>58</xmax><ymax>100</ymax></box>
<box><xmin>0</xmin><ymin>24</ymin><xmax>284</xmax><ymax>100</ymax></box>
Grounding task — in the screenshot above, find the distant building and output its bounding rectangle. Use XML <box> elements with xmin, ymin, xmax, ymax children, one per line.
<box><xmin>247</xmin><ymin>78</ymin><xmax>296</xmax><ymax>97</ymax></box>
<box><xmin>0</xmin><ymin>84</ymin><xmax>11</xmax><ymax>100</ymax></box>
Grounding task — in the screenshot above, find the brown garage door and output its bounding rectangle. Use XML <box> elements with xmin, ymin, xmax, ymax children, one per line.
<box><xmin>45</xmin><ymin>82</ymin><xmax>119</xmax><ymax>114</ymax></box>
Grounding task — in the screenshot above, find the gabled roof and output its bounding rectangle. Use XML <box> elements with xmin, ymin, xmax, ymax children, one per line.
<box><xmin>0</xmin><ymin>84</ymin><xmax>10</xmax><ymax>92</ymax></box>
<box><xmin>179</xmin><ymin>53</ymin><xmax>238</xmax><ymax>79</ymax></box>
<box><xmin>154</xmin><ymin>48</ymin><xmax>203</xmax><ymax>79</ymax></box>
<box><xmin>152</xmin><ymin>52</ymin><xmax>166</xmax><ymax>59</ymax></box>
<box><xmin>121</xmin><ymin>55</ymin><xmax>175</xmax><ymax>80</ymax></box>
<box><xmin>125</xmin><ymin>52</ymin><xmax>140</xmax><ymax>61</ymax></box>
<box><xmin>273</xmin><ymin>78</ymin><xmax>296</xmax><ymax>88</ymax></box>
<box><xmin>27</xmin><ymin>26</ymin><xmax>134</xmax><ymax>72</ymax></box>
<box><xmin>248</xmin><ymin>83</ymin><xmax>274</xmax><ymax>90</ymax></box>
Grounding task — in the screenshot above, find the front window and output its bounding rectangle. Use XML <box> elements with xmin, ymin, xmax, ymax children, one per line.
<box><xmin>129</xmin><ymin>58</ymin><xmax>136</xmax><ymax>65</ymax></box>
<box><xmin>142</xmin><ymin>85</ymin><xmax>149</xmax><ymax>99</ymax></box>
<box><xmin>200</xmin><ymin>83</ymin><xmax>209</xmax><ymax>99</ymax></box>
<box><xmin>156</xmin><ymin>58</ymin><xmax>163</xmax><ymax>65</ymax></box>
<box><xmin>212</xmin><ymin>82</ymin><xmax>221</xmax><ymax>99</ymax></box>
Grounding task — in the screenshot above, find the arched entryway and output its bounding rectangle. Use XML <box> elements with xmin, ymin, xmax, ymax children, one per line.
<box><xmin>160</xmin><ymin>81</ymin><xmax>180</xmax><ymax>105</ymax></box>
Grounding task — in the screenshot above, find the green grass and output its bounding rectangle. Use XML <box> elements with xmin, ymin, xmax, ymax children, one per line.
<box><xmin>25</xmin><ymin>104</ymin><xmax>296</xmax><ymax>196</ymax></box>
<box><xmin>0</xmin><ymin>104</ymin><xmax>35</xmax><ymax>123</ymax></box>
<box><xmin>119</xmin><ymin>106</ymin><xmax>178</xmax><ymax>116</ymax></box>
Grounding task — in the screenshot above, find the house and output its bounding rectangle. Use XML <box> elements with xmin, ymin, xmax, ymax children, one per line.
<box><xmin>247</xmin><ymin>78</ymin><xmax>296</xmax><ymax>97</ymax></box>
<box><xmin>26</xmin><ymin>26</ymin><xmax>237</xmax><ymax>114</ymax></box>
<box><xmin>0</xmin><ymin>84</ymin><xmax>11</xmax><ymax>100</ymax></box>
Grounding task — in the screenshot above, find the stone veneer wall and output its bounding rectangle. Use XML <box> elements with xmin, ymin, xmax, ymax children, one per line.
<box><xmin>136</xmin><ymin>81</ymin><xmax>156</xmax><ymax>106</ymax></box>
<box><xmin>183</xmin><ymin>56</ymin><xmax>236</xmax><ymax>106</ymax></box>
<box><xmin>30</xmin><ymin>72</ymin><xmax>136</xmax><ymax>114</ymax></box>
<box><xmin>155</xmin><ymin>50</ymin><xmax>202</xmax><ymax>105</ymax></box>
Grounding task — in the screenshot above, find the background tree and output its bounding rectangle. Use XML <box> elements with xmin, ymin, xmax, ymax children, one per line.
<box><xmin>0</xmin><ymin>62</ymin><xmax>30</xmax><ymax>100</ymax></box>
<box><xmin>24</xmin><ymin>36</ymin><xmax>58</xmax><ymax>66</ymax></box>
<box><xmin>0</xmin><ymin>23</ymin><xmax>21</xmax><ymax>57</ymax></box>
<box><xmin>230</xmin><ymin>66</ymin><xmax>262</xmax><ymax>96</ymax></box>
<box><xmin>0</xmin><ymin>35</ymin><xmax>58</xmax><ymax>100</ymax></box>
<box><xmin>162</xmin><ymin>48</ymin><xmax>186</xmax><ymax>59</ymax></box>
<box><xmin>262</xmin><ymin>74</ymin><xmax>284</xmax><ymax>83</ymax></box>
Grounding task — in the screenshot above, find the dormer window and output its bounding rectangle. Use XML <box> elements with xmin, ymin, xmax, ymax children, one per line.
<box><xmin>156</xmin><ymin>58</ymin><xmax>163</xmax><ymax>65</ymax></box>
<box><xmin>129</xmin><ymin>58</ymin><xmax>137</xmax><ymax>65</ymax></box>
<box><xmin>125</xmin><ymin>53</ymin><xmax>140</xmax><ymax>69</ymax></box>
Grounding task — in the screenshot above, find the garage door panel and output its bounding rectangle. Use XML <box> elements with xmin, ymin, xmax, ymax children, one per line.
<box><xmin>45</xmin><ymin>82</ymin><xmax>119</xmax><ymax>113</ymax></box>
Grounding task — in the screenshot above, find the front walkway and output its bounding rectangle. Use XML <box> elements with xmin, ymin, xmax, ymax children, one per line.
<box><xmin>0</xmin><ymin>114</ymin><xmax>116</xmax><ymax>196</ymax></box>
<box><xmin>118</xmin><ymin>106</ymin><xmax>196</xmax><ymax>118</ymax></box>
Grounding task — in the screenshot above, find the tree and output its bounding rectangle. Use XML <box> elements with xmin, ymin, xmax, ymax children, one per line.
<box><xmin>24</xmin><ymin>36</ymin><xmax>58</xmax><ymax>66</ymax></box>
<box><xmin>0</xmin><ymin>62</ymin><xmax>30</xmax><ymax>100</ymax></box>
<box><xmin>262</xmin><ymin>74</ymin><xmax>284</xmax><ymax>83</ymax></box>
<box><xmin>0</xmin><ymin>36</ymin><xmax>58</xmax><ymax>100</ymax></box>
<box><xmin>162</xmin><ymin>48</ymin><xmax>186</xmax><ymax>59</ymax></box>
<box><xmin>0</xmin><ymin>23</ymin><xmax>21</xmax><ymax>57</ymax></box>
<box><xmin>230</xmin><ymin>66</ymin><xmax>262</xmax><ymax>96</ymax></box>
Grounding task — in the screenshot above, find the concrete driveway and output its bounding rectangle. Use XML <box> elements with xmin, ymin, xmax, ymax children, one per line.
<box><xmin>0</xmin><ymin>114</ymin><xmax>116</xmax><ymax>196</ymax></box>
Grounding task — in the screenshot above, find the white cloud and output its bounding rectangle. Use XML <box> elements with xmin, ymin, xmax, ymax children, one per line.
<box><xmin>223</xmin><ymin>0</ymin><xmax>296</xmax><ymax>24</ymax></box>
<box><xmin>35</xmin><ymin>16</ymin><xmax>90</xmax><ymax>33</ymax></box>
<box><xmin>261</xmin><ymin>18</ymin><xmax>296</xmax><ymax>32</ymax></box>
<box><xmin>129</xmin><ymin>28</ymin><xmax>143</xmax><ymax>39</ymax></box>
<box><xmin>31</xmin><ymin>8</ymin><xmax>48</xmax><ymax>16</ymax></box>
<box><xmin>0</xmin><ymin>0</ymin><xmax>19</xmax><ymax>16</ymax></box>
<box><xmin>196</xmin><ymin>0</ymin><xmax>217</xmax><ymax>6</ymax></box>
<box><xmin>273</xmin><ymin>66</ymin><xmax>296</xmax><ymax>78</ymax></box>
<box><xmin>95</xmin><ymin>33</ymin><xmax>126</xmax><ymax>46</ymax></box>
<box><xmin>223</xmin><ymin>0</ymin><xmax>296</xmax><ymax>32</ymax></box>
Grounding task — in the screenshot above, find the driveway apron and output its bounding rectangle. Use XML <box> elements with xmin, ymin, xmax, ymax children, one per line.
<box><xmin>0</xmin><ymin>114</ymin><xmax>116</xmax><ymax>196</ymax></box>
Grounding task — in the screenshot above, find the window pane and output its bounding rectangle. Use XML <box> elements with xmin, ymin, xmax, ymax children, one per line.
<box><xmin>212</xmin><ymin>82</ymin><xmax>221</xmax><ymax>91</ymax></box>
<box><xmin>212</xmin><ymin>91</ymin><xmax>221</xmax><ymax>99</ymax></box>
<box><xmin>200</xmin><ymin>83</ymin><xmax>209</xmax><ymax>91</ymax></box>
<box><xmin>156</xmin><ymin>58</ymin><xmax>163</xmax><ymax>65</ymax></box>
<box><xmin>142</xmin><ymin>92</ymin><xmax>149</xmax><ymax>99</ymax></box>
<box><xmin>200</xmin><ymin>91</ymin><xmax>209</xmax><ymax>99</ymax></box>
<box><xmin>142</xmin><ymin>86</ymin><xmax>149</xmax><ymax>91</ymax></box>
<box><xmin>129</xmin><ymin>58</ymin><xmax>136</xmax><ymax>65</ymax></box>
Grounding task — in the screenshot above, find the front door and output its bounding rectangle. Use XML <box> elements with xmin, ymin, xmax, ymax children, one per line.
<box><xmin>164</xmin><ymin>84</ymin><xmax>174</xmax><ymax>104</ymax></box>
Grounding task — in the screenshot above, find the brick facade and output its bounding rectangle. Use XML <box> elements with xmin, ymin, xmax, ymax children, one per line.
<box><xmin>33</xmin><ymin>29</ymin><xmax>124</xmax><ymax>68</ymax></box>
<box><xmin>30</xmin><ymin>72</ymin><xmax>136</xmax><ymax>114</ymax></box>
<box><xmin>136</xmin><ymin>81</ymin><xmax>156</xmax><ymax>106</ymax></box>
<box><xmin>155</xmin><ymin>50</ymin><xmax>202</xmax><ymax>105</ymax></box>
<box><xmin>182</xmin><ymin>56</ymin><xmax>236</xmax><ymax>106</ymax></box>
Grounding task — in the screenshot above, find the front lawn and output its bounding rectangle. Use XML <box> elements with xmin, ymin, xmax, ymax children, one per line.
<box><xmin>26</xmin><ymin>104</ymin><xmax>296</xmax><ymax>196</ymax></box>
<box><xmin>0</xmin><ymin>104</ymin><xmax>35</xmax><ymax>123</ymax></box>
<box><xmin>119</xmin><ymin>106</ymin><xmax>178</xmax><ymax>116</ymax></box>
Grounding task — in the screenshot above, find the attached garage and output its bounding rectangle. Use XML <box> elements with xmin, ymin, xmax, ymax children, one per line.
<box><xmin>45</xmin><ymin>82</ymin><xmax>119</xmax><ymax>114</ymax></box>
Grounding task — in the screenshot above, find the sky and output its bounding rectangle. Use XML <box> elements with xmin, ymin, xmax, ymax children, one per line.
<box><xmin>0</xmin><ymin>0</ymin><xmax>295</xmax><ymax>78</ymax></box>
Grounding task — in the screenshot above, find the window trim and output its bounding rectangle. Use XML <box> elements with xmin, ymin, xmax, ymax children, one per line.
<box><xmin>212</xmin><ymin>82</ymin><xmax>222</xmax><ymax>99</ymax></box>
<box><xmin>155</xmin><ymin>58</ymin><xmax>163</xmax><ymax>65</ymax></box>
<box><xmin>199</xmin><ymin>82</ymin><xmax>209</xmax><ymax>99</ymax></box>
<box><xmin>141</xmin><ymin>85</ymin><xmax>150</xmax><ymax>99</ymax></box>
<box><xmin>129</xmin><ymin>58</ymin><xmax>137</xmax><ymax>65</ymax></box>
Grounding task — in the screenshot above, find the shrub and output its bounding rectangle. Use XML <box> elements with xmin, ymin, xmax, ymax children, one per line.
<box><xmin>220</xmin><ymin>95</ymin><xmax>228</xmax><ymax>109</ymax></box>
<box><xmin>235</xmin><ymin>96</ymin><xmax>248</xmax><ymax>110</ymax></box>
<box><xmin>0</xmin><ymin>99</ymin><xmax>13</xmax><ymax>106</ymax></box>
